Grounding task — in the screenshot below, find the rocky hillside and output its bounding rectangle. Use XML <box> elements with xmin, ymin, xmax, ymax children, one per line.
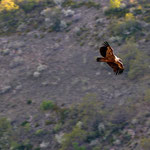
<box><xmin>0</xmin><ymin>0</ymin><xmax>150</xmax><ymax>150</ymax></box>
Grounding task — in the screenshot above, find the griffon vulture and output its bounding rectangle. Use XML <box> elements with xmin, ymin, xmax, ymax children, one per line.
<box><xmin>96</xmin><ymin>41</ymin><xmax>124</xmax><ymax>75</ymax></box>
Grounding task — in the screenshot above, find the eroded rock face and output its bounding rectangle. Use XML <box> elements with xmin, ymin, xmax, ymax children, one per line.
<box><xmin>55</xmin><ymin>132</ymin><xmax>65</xmax><ymax>144</ymax></box>
<box><xmin>37</xmin><ymin>64</ymin><xmax>48</xmax><ymax>72</ymax></box>
<box><xmin>62</xmin><ymin>9</ymin><xmax>75</xmax><ymax>17</ymax></box>
<box><xmin>33</xmin><ymin>71</ymin><xmax>41</xmax><ymax>78</ymax></box>
<box><xmin>0</xmin><ymin>85</ymin><xmax>12</xmax><ymax>94</ymax></box>
<box><xmin>40</xmin><ymin>141</ymin><xmax>49</xmax><ymax>148</ymax></box>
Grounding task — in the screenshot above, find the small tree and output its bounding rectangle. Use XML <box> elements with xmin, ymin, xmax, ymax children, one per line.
<box><xmin>0</xmin><ymin>0</ymin><xmax>19</xmax><ymax>12</ymax></box>
<box><xmin>110</xmin><ymin>0</ymin><xmax>122</xmax><ymax>8</ymax></box>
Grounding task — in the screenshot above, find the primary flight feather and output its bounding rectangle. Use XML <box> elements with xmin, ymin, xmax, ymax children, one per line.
<box><xmin>96</xmin><ymin>41</ymin><xmax>124</xmax><ymax>75</ymax></box>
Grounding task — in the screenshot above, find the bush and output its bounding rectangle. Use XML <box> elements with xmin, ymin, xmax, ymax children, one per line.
<box><xmin>53</xmin><ymin>123</ymin><xmax>63</xmax><ymax>133</ymax></box>
<box><xmin>11</xmin><ymin>142</ymin><xmax>33</xmax><ymax>150</ymax></box>
<box><xmin>105</xmin><ymin>7</ymin><xmax>128</xmax><ymax>18</ymax></box>
<box><xmin>40</xmin><ymin>100</ymin><xmax>56</xmax><ymax>110</ymax></box>
<box><xmin>60</xmin><ymin>126</ymin><xmax>87</xmax><ymax>150</ymax></box>
<box><xmin>144</xmin><ymin>89</ymin><xmax>150</xmax><ymax>101</ymax></box>
<box><xmin>0</xmin><ymin>0</ymin><xmax>19</xmax><ymax>12</ymax></box>
<box><xmin>0</xmin><ymin>118</ymin><xmax>12</xmax><ymax>150</ymax></box>
<box><xmin>16</xmin><ymin>0</ymin><xmax>41</xmax><ymax>13</ymax></box>
<box><xmin>35</xmin><ymin>129</ymin><xmax>45</xmax><ymax>136</ymax></box>
<box><xmin>109</xmin><ymin>20</ymin><xmax>142</xmax><ymax>40</ymax></box>
<box><xmin>140</xmin><ymin>138</ymin><xmax>150</xmax><ymax>150</ymax></box>
<box><xmin>62</xmin><ymin>0</ymin><xmax>100</xmax><ymax>9</ymax></box>
<box><xmin>125</xmin><ymin>13</ymin><xmax>135</xmax><ymax>20</ymax></box>
<box><xmin>121</xmin><ymin>41</ymin><xmax>149</xmax><ymax>79</ymax></box>
<box><xmin>73</xmin><ymin>142</ymin><xmax>86</xmax><ymax>150</ymax></box>
<box><xmin>0</xmin><ymin>118</ymin><xmax>11</xmax><ymax>136</ymax></box>
<box><xmin>110</xmin><ymin>0</ymin><xmax>123</xmax><ymax>8</ymax></box>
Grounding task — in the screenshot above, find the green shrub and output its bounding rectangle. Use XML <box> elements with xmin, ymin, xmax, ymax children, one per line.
<box><xmin>110</xmin><ymin>0</ymin><xmax>123</xmax><ymax>8</ymax></box>
<box><xmin>73</xmin><ymin>142</ymin><xmax>86</xmax><ymax>150</ymax></box>
<box><xmin>62</xmin><ymin>0</ymin><xmax>100</xmax><ymax>9</ymax></box>
<box><xmin>105</xmin><ymin>7</ymin><xmax>129</xmax><ymax>18</ymax></box>
<box><xmin>52</xmin><ymin>18</ymin><xmax>61</xmax><ymax>32</ymax></box>
<box><xmin>11</xmin><ymin>142</ymin><xmax>33</xmax><ymax>150</ymax></box>
<box><xmin>140</xmin><ymin>138</ymin><xmax>150</xmax><ymax>150</ymax></box>
<box><xmin>17</xmin><ymin>0</ymin><xmax>41</xmax><ymax>13</ymax></box>
<box><xmin>0</xmin><ymin>117</ymin><xmax>11</xmax><ymax>136</ymax></box>
<box><xmin>53</xmin><ymin>123</ymin><xmax>62</xmax><ymax>133</ymax></box>
<box><xmin>110</xmin><ymin>20</ymin><xmax>142</xmax><ymax>40</ymax></box>
<box><xmin>27</xmin><ymin>99</ymin><xmax>32</xmax><ymax>104</ymax></box>
<box><xmin>35</xmin><ymin>129</ymin><xmax>45</xmax><ymax>136</ymax></box>
<box><xmin>0</xmin><ymin>10</ymin><xmax>21</xmax><ymax>33</ymax></box>
<box><xmin>121</xmin><ymin>41</ymin><xmax>149</xmax><ymax>79</ymax></box>
<box><xmin>60</xmin><ymin>126</ymin><xmax>87</xmax><ymax>150</ymax></box>
<box><xmin>82</xmin><ymin>1</ymin><xmax>100</xmax><ymax>9</ymax></box>
<box><xmin>0</xmin><ymin>118</ymin><xmax>12</xmax><ymax>150</ymax></box>
<box><xmin>144</xmin><ymin>89</ymin><xmax>150</xmax><ymax>101</ymax></box>
<box><xmin>40</xmin><ymin>100</ymin><xmax>56</xmax><ymax>110</ymax></box>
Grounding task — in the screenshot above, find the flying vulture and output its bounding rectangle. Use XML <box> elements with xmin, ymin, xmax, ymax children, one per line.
<box><xmin>96</xmin><ymin>41</ymin><xmax>124</xmax><ymax>75</ymax></box>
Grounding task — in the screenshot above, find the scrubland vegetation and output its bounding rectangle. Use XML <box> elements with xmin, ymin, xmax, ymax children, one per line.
<box><xmin>0</xmin><ymin>0</ymin><xmax>150</xmax><ymax>150</ymax></box>
<box><xmin>1</xmin><ymin>93</ymin><xmax>150</xmax><ymax>150</ymax></box>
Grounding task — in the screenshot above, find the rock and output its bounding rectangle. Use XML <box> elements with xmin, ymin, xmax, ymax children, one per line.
<box><xmin>96</xmin><ymin>72</ymin><xmax>101</xmax><ymax>76</ymax></box>
<box><xmin>9</xmin><ymin>56</ymin><xmax>24</xmax><ymax>68</ymax></box>
<box><xmin>88</xmin><ymin>42</ymin><xmax>94</xmax><ymax>46</ymax></box>
<box><xmin>76</xmin><ymin>121</ymin><xmax>83</xmax><ymax>128</ymax></box>
<box><xmin>53</xmin><ymin>43</ymin><xmax>60</xmax><ymax>50</ymax></box>
<box><xmin>60</xmin><ymin>20</ymin><xmax>67</xmax><ymax>30</ymax></box>
<box><xmin>103</xmin><ymin>6</ymin><xmax>108</xmax><ymax>13</ymax></box>
<box><xmin>7</xmin><ymin>41</ymin><xmax>25</xmax><ymax>49</ymax></box>
<box><xmin>73</xmin><ymin>27</ymin><xmax>80</xmax><ymax>33</ymax></box>
<box><xmin>53</xmin><ymin>0</ymin><xmax>65</xmax><ymax>5</ymax></box>
<box><xmin>96</xmin><ymin>18</ymin><xmax>105</xmax><ymax>25</ymax></box>
<box><xmin>40</xmin><ymin>7</ymin><xmax>61</xmax><ymax>18</ymax></box>
<box><xmin>33</xmin><ymin>71</ymin><xmax>41</xmax><ymax>78</ymax></box>
<box><xmin>1</xmin><ymin>49</ymin><xmax>10</xmax><ymax>55</ymax></box>
<box><xmin>40</xmin><ymin>141</ymin><xmax>49</xmax><ymax>148</ymax></box>
<box><xmin>131</xmin><ymin>118</ymin><xmax>138</xmax><ymax>125</ymax></box>
<box><xmin>55</xmin><ymin>132</ymin><xmax>65</xmax><ymax>144</ymax></box>
<box><xmin>109</xmin><ymin>36</ymin><xmax>122</xmax><ymax>43</ymax></box>
<box><xmin>44</xmin><ymin>18</ymin><xmax>53</xmax><ymax>28</ymax></box>
<box><xmin>37</xmin><ymin>64</ymin><xmax>48</xmax><ymax>72</ymax></box>
<box><xmin>114</xmin><ymin>90</ymin><xmax>122</xmax><ymax>97</ymax></box>
<box><xmin>17</xmin><ymin>23</ymin><xmax>27</xmax><ymax>32</ymax></box>
<box><xmin>127</xmin><ymin>129</ymin><xmax>135</xmax><ymax>138</ymax></box>
<box><xmin>15</xmin><ymin>84</ymin><xmax>22</xmax><ymax>90</ymax></box>
<box><xmin>42</xmin><ymin>81</ymin><xmax>49</xmax><ymax>86</ymax></box>
<box><xmin>45</xmin><ymin>18</ymin><xmax>51</xmax><ymax>23</ymax></box>
<box><xmin>40</xmin><ymin>8</ymin><xmax>52</xmax><ymax>17</ymax></box>
<box><xmin>120</xmin><ymin>3</ymin><xmax>127</xmax><ymax>8</ymax></box>
<box><xmin>113</xmin><ymin>139</ymin><xmax>121</xmax><ymax>145</ymax></box>
<box><xmin>90</xmin><ymin>139</ymin><xmax>99</xmax><ymax>146</ymax></box>
<box><xmin>98</xmin><ymin>123</ymin><xmax>105</xmax><ymax>133</ymax></box>
<box><xmin>73</xmin><ymin>13</ymin><xmax>82</xmax><ymax>22</ymax></box>
<box><xmin>62</xmin><ymin>9</ymin><xmax>75</xmax><ymax>17</ymax></box>
<box><xmin>45</xmin><ymin>113</ymin><xmax>50</xmax><ymax>118</ymax></box>
<box><xmin>97</xmin><ymin>32</ymin><xmax>104</xmax><ymax>39</ymax></box>
<box><xmin>0</xmin><ymin>85</ymin><xmax>12</xmax><ymax>94</ymax></box>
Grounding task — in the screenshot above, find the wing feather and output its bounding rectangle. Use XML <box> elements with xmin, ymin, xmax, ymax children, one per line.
<box><xmin>107</xmin><ymin>62</ymin><xmax>124</xmax><ymax>75</ymax></box>
<box><xmin>99</xmin><ymin>41</ymin><xmax>115</xmax><ymax>58</ymax></box>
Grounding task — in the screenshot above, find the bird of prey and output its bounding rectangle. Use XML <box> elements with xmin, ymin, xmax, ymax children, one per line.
<box><xmin>96</xmin><ymin>41</ymin><xmax>124</xmax><ymax>75</ymax></box>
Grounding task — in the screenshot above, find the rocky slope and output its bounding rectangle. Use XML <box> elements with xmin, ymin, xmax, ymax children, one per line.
<box><xmin>0</xmin><ymin>0</ymin><xmax>150</xmax><ymax>150</ymax></box>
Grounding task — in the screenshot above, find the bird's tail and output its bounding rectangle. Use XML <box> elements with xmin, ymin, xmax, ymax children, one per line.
<box><xmin>96</xmin><ymin>57</ymin><xmax>105</xmax><ymax>62</ymax></box>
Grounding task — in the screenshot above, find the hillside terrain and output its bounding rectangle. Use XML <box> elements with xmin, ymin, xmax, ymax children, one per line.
<box><xmin>0</xmin><ymin>0</ymin><xmax>150</xmax><ymax>150</ymax></box>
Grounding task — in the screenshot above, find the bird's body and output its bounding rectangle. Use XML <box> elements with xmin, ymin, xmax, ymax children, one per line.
<box><xmin>96</xmin><ymin>41</ymin><xmax>124</xmax><ymax>75</ymax></box>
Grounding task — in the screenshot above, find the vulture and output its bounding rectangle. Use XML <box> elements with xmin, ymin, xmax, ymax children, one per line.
<box><xmin>96</xmin><ymin>41</ymin><xmax>124</xmax><ymax>75</ymax></box>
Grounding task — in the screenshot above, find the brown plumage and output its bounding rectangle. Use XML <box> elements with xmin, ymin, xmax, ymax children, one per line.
<box><xmin>96</xmin><ymin>41</ymin><xmax>124</xmax><ymax>75</ymax></box>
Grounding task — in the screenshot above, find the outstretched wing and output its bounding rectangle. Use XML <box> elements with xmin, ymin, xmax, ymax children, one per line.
<box><xmin>99</xmin><ymin>41</ymin><xmax>115</xmax><ymax>58</ymax></box>
<box><xmin>107</xmin><ymin>62</ymin><xmax>124</xmax><ymax>75</ymax></box>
